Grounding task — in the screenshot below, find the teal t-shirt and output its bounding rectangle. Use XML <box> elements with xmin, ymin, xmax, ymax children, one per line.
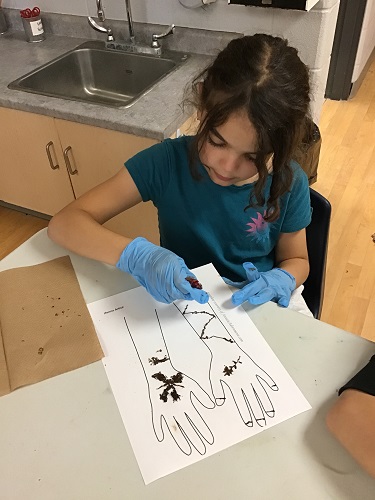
<box><xmin>125</xmin><ymin>135</ymin><xmax>311</xmax><ymax>281</ymax></box>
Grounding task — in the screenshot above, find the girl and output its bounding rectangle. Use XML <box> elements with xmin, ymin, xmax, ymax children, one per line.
<box><xmin>48</xmin><ymin>34</ymin><xmax>312</xmax><ymax>312</ymax></box>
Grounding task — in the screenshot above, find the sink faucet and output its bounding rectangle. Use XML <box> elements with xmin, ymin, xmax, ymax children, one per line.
<box><xmin>88</xmin><ymin>0</ymin><xmax>114</xmax><ymax>42</ymax></box>
<box><xmin>88</xmin><ymin>0</ymin><xmax>175</xmax><ymax>56</ymax></box>
<box><xmin>96</xmin><ymin>0</ymin><xmax>105</xmax><ymax>22</ymax></box>
<box><xmin>123</xmin><ymin>0</ymin><xmax>174</xmax><ymax>50</ymax></box>
<box><xmin>125</xmin><ymin>0</ymin><xmax>135</xmax><ymax>44</ymax></box>
<box><xmin>88</xmin><ymin>17</ymin><xmax>115</xmax><ymax>42</ymax></box>
<box><xmin>151</xmin><ymin>25</ymin><xmax>175</xmax><ymax>50</ymax></box>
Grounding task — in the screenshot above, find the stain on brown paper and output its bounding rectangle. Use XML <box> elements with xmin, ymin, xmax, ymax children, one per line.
<box><xmin>0</xmin><ymin>256</ymin><xmax>103</xmax><ymax>396</ymax></box>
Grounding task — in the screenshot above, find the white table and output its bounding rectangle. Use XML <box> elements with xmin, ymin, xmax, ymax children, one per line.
<box><xmin>1</xmin><ymin>228</ymin><xmax>374</xmax><ymax>499</ymax></box>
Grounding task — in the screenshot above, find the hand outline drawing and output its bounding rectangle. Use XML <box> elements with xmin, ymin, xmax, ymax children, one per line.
<box><xmin>124</xmin><ymin>314</ymin><xmax>215</xmax><ymax>456</ymax></box>
<box><xmin>175</xmin><ymin>303</ymin><xmax>279</xmax><ymax>427</ymax></box>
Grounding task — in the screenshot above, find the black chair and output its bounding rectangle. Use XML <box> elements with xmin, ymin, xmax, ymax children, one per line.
<box><xmin>302</xmin><ymin>188</ymin><xmax>332</xmax><ymax>319</ymax></box>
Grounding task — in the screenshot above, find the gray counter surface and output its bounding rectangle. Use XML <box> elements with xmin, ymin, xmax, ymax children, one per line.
<box><xmin>0</xmin><ymin>32</ymin><xmax>211</xmax><ymax>140</ymax></box>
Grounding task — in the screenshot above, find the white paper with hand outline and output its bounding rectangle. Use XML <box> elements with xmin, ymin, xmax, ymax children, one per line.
<box><xmin>88</xmin><ymin>264</ymin><xmax>311</xmax><ymax>484</ymax></box>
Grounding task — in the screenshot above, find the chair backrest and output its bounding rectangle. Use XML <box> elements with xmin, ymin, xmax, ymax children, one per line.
<box><xmin>302</xmin><ymin>188</ymin><xmax>332</xmax><ymax>319</ymax></box>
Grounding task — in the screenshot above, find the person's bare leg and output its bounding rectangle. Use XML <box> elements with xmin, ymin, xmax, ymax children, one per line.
<box><xmin>326</xmin><ymin>389</ymin><xmax>375</xmax><ymax>478</ymax></box>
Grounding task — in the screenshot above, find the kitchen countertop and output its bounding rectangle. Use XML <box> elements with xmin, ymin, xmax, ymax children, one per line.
<box><xmin>0</xmin><ymin>31</ymin><xmax>212</xmax><ymax>140</ymax></box>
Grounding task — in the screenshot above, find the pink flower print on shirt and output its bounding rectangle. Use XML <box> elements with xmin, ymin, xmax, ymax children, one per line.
<box><xmin>246</xmin><ymin>211</ymin><xmax>270</xmax><ymax>242</ymax></box>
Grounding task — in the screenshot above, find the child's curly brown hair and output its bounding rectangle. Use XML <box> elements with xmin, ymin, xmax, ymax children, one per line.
<box><xmin>186</xmin><ymin>34</ymin><xmax>312</xmax><ymax>222</ymax></box>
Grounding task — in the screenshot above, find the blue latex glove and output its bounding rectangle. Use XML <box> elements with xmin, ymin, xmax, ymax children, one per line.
<box><xmin>116</xmin><ymin>237</ymin><xmax>209</xmax><ymax>305</ymax></box>
<box><xmin>224</xmin><ymin>262</ymin><xmax>296</xmax><ymax>307</ymax></box>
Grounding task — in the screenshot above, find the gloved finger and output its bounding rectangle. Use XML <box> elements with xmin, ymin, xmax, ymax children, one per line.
<box><xmin>188</xmin><ymin>287</ymin><xmax>209</xmax><ymax>304</ymax></box>
<box><xmin>174</xmin><ymin>271</ymin><xmax>209</xmax><ymax>304</ymax></box>
<box><xmin>243</xmin><ymin>262</ymin><xmax>261</xmax><ymax>282</ymax></box>
<box><xmin>222</xmin><ymin>276</ymin><xmax>248</xmax><ymax>289</ymax></box>
<box><xmin>277</xmin><ymin>294</ymin><xmax>290</xmax><ymax>308</ymax></box>
<box><xmin>231</xmin><ymin>279</ymin><xmax>266</xmax><ymax>305</ymax></box>
<box><xmin>247</xmin><ymin>287</ymin><xmax>275</xmax><ymax>305</ymax></box>
<box><xmin>146</xmin><ymin>286</ymin><xmax>174</xmax><ymax>304</ymax></box>
<box><xmin>146</xmin><ymin>281</ymin><xmax>186</xmax><ymax>304</ymax></box>
<box><xmin>134</xmin><ymin>274</ymin><xmax>174</xmax><ymax>304</ymax></box>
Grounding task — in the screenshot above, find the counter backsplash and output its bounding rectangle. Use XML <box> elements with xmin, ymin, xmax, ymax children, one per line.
<box><xmin>1</xmin><ymin>7</ymin><xmax>239</xmax><ymax>56</ymax></box>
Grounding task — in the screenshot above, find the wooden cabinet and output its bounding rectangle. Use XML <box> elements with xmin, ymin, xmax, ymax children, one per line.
<box><xmin>0</xmin><ymin>107</ymin><xmax>160</xmax><ymax>244</ymax></box>
<box><xmin>53</xmin><ymin>118</ymin><xmax>159</xmax><ymax>243</ymax></box>
<box><xmin>0</xmin><ymin>108</ymin><xmax>74</xmax><ymax>214</ymax></box>
<box><xmin>54</xmin><ymin>118</ymin><xmax>156</xmax><ymax>198</ymax></box>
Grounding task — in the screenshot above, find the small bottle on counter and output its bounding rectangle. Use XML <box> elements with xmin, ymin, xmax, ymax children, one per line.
<box><xmin>20</xmin><ymin>8</ymin><xmax>45</xmax><ymax>43</ymax></box>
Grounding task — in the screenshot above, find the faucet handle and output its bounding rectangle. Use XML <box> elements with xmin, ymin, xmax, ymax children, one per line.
<box><xmin>151</xmin><ymin>24</ymin><xmax>175</xmax><ymax>48</ymax></box>
<box><xmin>96</xmin><ymin>0</ymin><xmax>105</xmax><ymax>22</ymax></box>
<box><xmin>88</xmin><ymin>17</ymin><xmax>115</xmax><ymax>42</ymax></box>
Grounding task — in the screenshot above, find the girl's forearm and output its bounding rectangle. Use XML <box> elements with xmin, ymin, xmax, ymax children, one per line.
<box><xmin>326</xmin><ymin>389</ymin><xmax>375</xmax><ymax>478</ymax></box>
<box><xmin>48</xmin><ymin>208</ymin><xmax>132</xmax><ymax>266</ymax></box>
<box><xmin>277</xmin><ymin>257</ymin><xmax>310</xmax><ymax>288</ymax></box>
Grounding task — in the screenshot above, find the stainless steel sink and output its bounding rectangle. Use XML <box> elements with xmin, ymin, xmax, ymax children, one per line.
<box><xmin>8</xmin><ymin>41</ymin><xmax>189</xmax><ymax>108</ymax></box>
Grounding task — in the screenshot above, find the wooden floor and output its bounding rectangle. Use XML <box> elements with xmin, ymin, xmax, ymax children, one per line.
<box><xmin>1</xmin><ymin>57</ymin><xmax>375</xmax><ymax>340</ymax></box>
<box><xmin>313</xmin><ymin>56</ymin><xmax>375</xmax><ymax>342</ymax></box>
<box><xmin>0</xmin><ymin>206</ymin><xmax>49</xmax><ymax>260</ymax></box>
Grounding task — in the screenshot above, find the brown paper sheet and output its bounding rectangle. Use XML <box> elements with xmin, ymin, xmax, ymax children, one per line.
<box><xmin>0</xmin><ymin>256</ymin><xmax>104</xmax><ymax>396</ymax></box>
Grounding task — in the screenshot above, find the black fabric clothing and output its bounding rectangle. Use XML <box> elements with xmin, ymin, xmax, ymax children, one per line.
<box><xmin>339</xmin><ymin>355</ymin><xmax>375</xmax><ymax>396</ymax></box>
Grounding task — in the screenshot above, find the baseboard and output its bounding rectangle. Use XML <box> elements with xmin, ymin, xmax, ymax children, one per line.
<box><xmin>0</xmin><ymin>201</ymin><xmax>51</xmax><ymax>221</ymax></box>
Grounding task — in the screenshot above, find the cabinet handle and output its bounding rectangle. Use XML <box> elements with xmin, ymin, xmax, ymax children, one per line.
<box><xmin>63</xmin><ymin>146</ymin><xmax>78</xmax><ymax>175</ymax></box>
<box><xmin>46</xmin><ymin>141</ymin><xmax>59</xmax><ymax>170</ymax></box>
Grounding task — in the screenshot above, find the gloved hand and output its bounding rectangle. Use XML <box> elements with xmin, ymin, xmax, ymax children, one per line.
<box><xmin>225</xmin><ymin>262</ymin><xmax>296</xmax><ymax>308</ymax></box>
<box><xmin>116</xmin><ymin>237</ymin><xmax>209</xmax><ymax>304</ymax></box>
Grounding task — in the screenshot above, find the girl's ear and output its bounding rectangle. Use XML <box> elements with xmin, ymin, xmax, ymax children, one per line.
<box><xmin>266</xmin><ymin>153</ymin><xmax>274</xmax><ymax>172</ymax></box>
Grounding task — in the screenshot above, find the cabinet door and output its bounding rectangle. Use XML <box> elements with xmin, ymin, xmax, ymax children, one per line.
<box><xmin>55</xmin><ymin>119</ymin><xmax>160</xmax><ymax>243</ymax></box>
<box><xmin>0</xmin><ymin>108</ymin><xmax>74</xmax><ymax>215</ymax></box>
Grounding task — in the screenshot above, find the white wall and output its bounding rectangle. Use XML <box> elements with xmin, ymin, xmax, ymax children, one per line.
<box><xmin>352</xmin><ymin>0</ymin><xmax>375</xmax><ymax>83</ymax></box>
<box><xmin>3</xmin><ymin>0</ymin><xmax>340</xmax><ymax>122</ymax></box>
